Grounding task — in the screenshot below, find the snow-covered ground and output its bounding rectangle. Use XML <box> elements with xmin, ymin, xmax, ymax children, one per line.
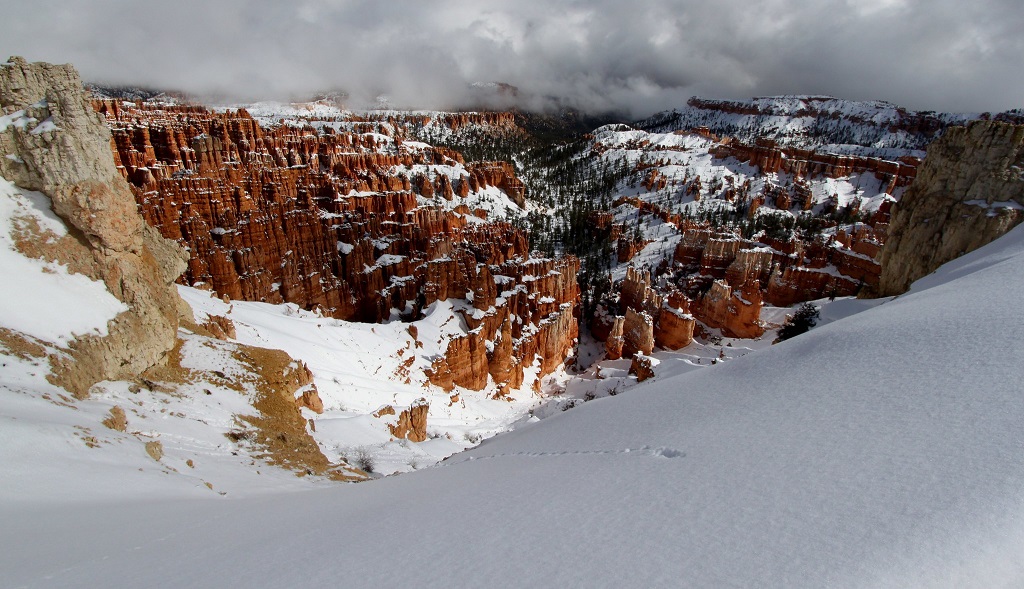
<box><xmin>180</xmin><ymin>287</ymin><xmax>561</xmax><ymax>476</ymax></box>
<box><xmin>0</xmin><ymin>172</ymin><xmax>562</xmax><ymax>499</ymax></box>
<box><xmin>0</xmin><ymin>176</ymin><xmax>127</xmax><ymax>344</ymax></box>
<box><xmin>5</xmin><ymin>178</ymin><xmax>1024</xmax><ymax>586</ymax></box>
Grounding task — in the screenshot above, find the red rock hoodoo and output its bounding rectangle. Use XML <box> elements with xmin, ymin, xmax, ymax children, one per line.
<box><xmin>97</xmin><ymin>100</ymin><xmax>578</xmax><ymax>393</ymax></box>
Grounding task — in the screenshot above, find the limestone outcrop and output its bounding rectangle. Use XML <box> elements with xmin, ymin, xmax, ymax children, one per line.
<box><xmin>877</xmin><ymin>121</ymin><xmax>1024</xmax><ymax>295</ymax></box>
<box><xmin>0</xmin><ymin>57</ymin><xmax>188</xmax><ymax>396</ymax></box>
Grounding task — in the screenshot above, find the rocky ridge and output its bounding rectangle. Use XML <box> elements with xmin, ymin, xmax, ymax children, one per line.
<box><xmin>877</xmin><ymin>120</ymin><xmax>1024</xmax><ymax>295</ymax></box>
<box><xmin>0</xmin><ymin>56</ymin><xmax>188</xmax><ymax>396</ymax></box>
<box><xmin>638</xmin><ymin>95</ymin><xmax>1024</xmax><ymax>155</ymax></box>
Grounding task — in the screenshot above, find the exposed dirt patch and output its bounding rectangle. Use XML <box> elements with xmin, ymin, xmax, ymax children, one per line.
<box><xmin>10</xmin><ymin>212</ymin><xmax>97</xmax><ymax>278</ymax></box>
<box><xmin>201</xmin><ymin>314</ymin><xmax>236</xmax><ymax>340</ymax></box>
<box><xmin>144</xmin><ymin>440</ymin><xmax>163</xmax><ymax>461</ymax></box>
<box><xmin>138</xmin><ymin>338</ymin><xmax>198</xmax><ymax>392</ymax></box>
<box><xmin>0</xmin><ymin>327</ymin><xmax>49</xmax><ymax>360</ymax></box>
<box><xmin>102</xmin><ymin>406</ymin><xmax>127</xmax><ymax>432</ymax></box>
<box><xmin>143</xmin><ymin>336</ymin><xmax>365</xmax><ymax>482</ymax></box>
<box><xmin>229</xmin><ymin>344</ymin><xmax>365</xmax><ymax>481</ymax></box>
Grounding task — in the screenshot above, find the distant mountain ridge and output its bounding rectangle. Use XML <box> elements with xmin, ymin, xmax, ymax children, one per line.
<box><xmin>638</xmin><ymin>95</ymin><xmax>1024</xmax><ymax>157</ymax></box>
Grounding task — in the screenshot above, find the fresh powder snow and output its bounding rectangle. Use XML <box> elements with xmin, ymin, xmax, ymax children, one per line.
<box><xmin>3</xmin><ymin>211</ymin><xmax>1024</xmax><ymax>586</ymax></box>
<box><xmin>0</xmin><ymin>175</ymin><xmax>127</xmax><ymax>345</ymax></box>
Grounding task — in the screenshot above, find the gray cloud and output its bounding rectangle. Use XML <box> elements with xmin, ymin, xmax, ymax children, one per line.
<box><xmin>1</xmin><ymin>0</ymin><xmax>1021</xmax><ymax>118</ymax></box>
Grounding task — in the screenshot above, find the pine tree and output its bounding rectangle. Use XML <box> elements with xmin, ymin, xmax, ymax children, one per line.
<box><xmin>776</xmin><ymin>302</ymin><xmax>820</xmax><ymax>342</ymax></box>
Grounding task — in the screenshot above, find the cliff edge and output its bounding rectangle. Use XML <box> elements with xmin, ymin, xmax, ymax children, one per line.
<box><xmin>877</xmin><ymin>120</ymin><xmax>1024</xmax><ymax>296</ymax></box>
<box><xmin>0</xmin><ymin>56</ymin><xmax>189</xmax><ymax>396</ymax></box>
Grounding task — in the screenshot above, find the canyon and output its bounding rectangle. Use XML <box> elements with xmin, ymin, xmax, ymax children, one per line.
<box><xmin>90</xmin><ymin>88</ymin><xmax>1020</xmax><ymax>395</ymax></box>
<box><xmin>96</xmin><ymin>98</ymin><xmax>578</xmax><ymax>394</ymax></box>
<box><xmin>6</xmin><ymin>56</ymin><xmax>1022</xmax><ymax>488</ymax></box>
<box><xmin>4</xmin><ymin>3</ymin><xmax>1024</xmax><ymax>581</ymax></box>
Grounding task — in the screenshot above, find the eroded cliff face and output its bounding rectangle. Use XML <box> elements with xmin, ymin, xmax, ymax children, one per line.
<box><xmin>0</xmin><ymin>57</ymin><xmax>188</xmax><ymax>396</ymax></box>
<box><xmin>877</xmin><ymin>121</ymin><xmax>1024</xmax><ymax>296</ymax></box>
<box><xmin>426</xmin><ymin>256</ymin><xmax>580</xmax><ymax>395</ymax></box>
<box><xmin>97</xmin><ymin>99</ymin><xmax>535</xmax><ymax>323</ymax></box>
<box><xmin>710</xmin><ymin>138</ymin><xmax>918</xmax><ymax>194</ymax></box>
<box><xmin>95</xmin><ymin>96</ymin><xmax>579</xmax><ymax>393</ymax></box>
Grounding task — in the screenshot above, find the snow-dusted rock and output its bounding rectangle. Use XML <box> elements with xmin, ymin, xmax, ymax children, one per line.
<box><xmin>0</xmin><ymin>56</ymin><xmax>188</xmax><ymax>396</ymax></box>
<box><xmin>878</xmin><ymin>120</ymin><xmax>1024</xmax><ymax>295</ymax></box>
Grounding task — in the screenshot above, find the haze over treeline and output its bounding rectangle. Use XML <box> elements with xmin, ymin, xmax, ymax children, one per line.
<box><xmin>1</xmin><ymin>0</ymin><xmax>1021</xmax><ymax>117</ymax></box>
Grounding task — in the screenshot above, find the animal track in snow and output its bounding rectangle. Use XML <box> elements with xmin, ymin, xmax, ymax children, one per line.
<box><xmin>447</xmin><ymin>445</ymin><xmax>685</xmax><ymax>465</ymax></box>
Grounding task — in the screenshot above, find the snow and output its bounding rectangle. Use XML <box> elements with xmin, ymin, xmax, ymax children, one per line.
<box><xmin>638</xmin><ymin>95</ymin><xmax>983</xmax><ymax>156</ymax></box>
<box><xmin>29</xmin><ymin>116</ymin><xmax>58</xmax><ymax>134</ymax></box>
<box><xmin>5</xmin><ymin>198</ymin><xmax>1024</xmax><ymax>587</ymax></box>
<box><xmin>0</xmin><ymin>108</ymin><xmax>36</xmax><ymax>132</ymax></box>
<box><xmin>0</xmin><ymin>175</ymin><xmax>127</xmax><ymax>344</ymax></box>
<box><xmin>374</xmin><ymin>253</ymin><xmax>405</xmax><ymax>266</ymax></box>
<box><xmin>178</xmin><ymin>289</ymin><xmax>557</xmax><ymax>476</ymax></box>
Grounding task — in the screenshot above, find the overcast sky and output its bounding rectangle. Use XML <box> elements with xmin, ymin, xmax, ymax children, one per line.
<box><xmin>1</xmin><ymin>0</ymin><xmax>1021</xmax><ymax>118</ymax></box>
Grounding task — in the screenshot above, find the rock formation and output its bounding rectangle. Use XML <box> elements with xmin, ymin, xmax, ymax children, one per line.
<box><xmin>710</xmin><ymin>138</ymin><xmax>918</xmax><ymax>190</ymax></box>
<box><xmin>621</xmin><ymin>308</ymin><xmax>655</xmax><ymax>357</ymax></box>
<box><xmin>605</xmin><ymin>316</ymin><xmax>626</xmax><ymax>360</ymax></box>
<box><xmin>92</xmin><ymin>96</ymin><xmax>580</xmax><ymax>394</ymax></box>
<box><xmin>698</xmin><ymin>280</ymin><xmax>764</xmax><ymax>339</ymax></box>
<box><xmin>96</xmin><ymin>99</ymin><xmax>535</xmax><ymax>324</ymax></box>
<box><xmin>649</xmin><ymin>95</ymin><xmax>1024</xmax><ymax>151</ymax></box>
<box><xmin>427</xmin><ymin>256</ymin><xmax>580</xmax><ymax>393</ymax></box>
<box><xmin>655</xmin><ymin>291</ymin><xmax>695</xmax><ymax>349</ymax></box>
<box><xmin>387</xmin><ymin>399</ymin><xmax>429</xmax><ymax>442</ymax></box>
<box><xmin>0</xmin><ymin>56</ymin><xmax>188</xmax><ymax>397</ymax></box>
<box><xmin>629</xmin><ymin>353</ymin><xmax>658</xmax><ymax>382</ymax></box>
<box><xmin>877</xmin><ymin>121</ymin><xmax>1024</xmax><ymax>295</ymax></box>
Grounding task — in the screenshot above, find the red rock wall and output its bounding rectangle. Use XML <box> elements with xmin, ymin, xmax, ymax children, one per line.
<box><xmin>709</xmin><ymin>137</ymin><xmax>918</xmax><ymax>188</ymax></box>
<box><xmin>97</xmin><ymin>101</ymin><xmax>536</xmax><ymax>323</ymax></box>
<box><xmin>428</xmin><ymin>256</ymin><xmax>580</xmax><ymax>393</ymax></box>
<box><xmin>97</xmin><ymin>99</ymin><xmax>578</xmax><ymax>394</ymax></box>
<box><xmin>697</xmin><ymin>280</ymin><xmax>764</xmax><ymax>339</ymax></box>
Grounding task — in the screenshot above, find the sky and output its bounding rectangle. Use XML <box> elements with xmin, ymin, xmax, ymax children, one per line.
<box><xmin>1</xmin><ymin>0</ymin><xmax>1021</xmax><ymax>118</ymax></box>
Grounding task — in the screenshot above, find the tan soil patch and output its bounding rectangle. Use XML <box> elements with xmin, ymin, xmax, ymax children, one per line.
<box><xmin>0</xmin><ymin>327</ymin><xmax>48</xmax><ymax>360</ymax></box>
<box><xmin>143</xmin><ymin>337</ymin><xmax>366</xmax><ymax>482</ymax></box>
<box><xmin>102</xmin><ymin>406</ymin><xmax>127</xmax><ymax>432</ymax></box>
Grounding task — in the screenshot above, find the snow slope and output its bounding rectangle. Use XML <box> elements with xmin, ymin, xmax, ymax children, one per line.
<box><xmin>0</xmin><ymin>175</ymin><xmax>127</xmax><ymax>344</ymax></box>
<box><xmin>179</xmin><ymin>287</ymin><xmax>558</xmax><ymax>476</ymax></box>
<box><xmin>5</xmin><ymin>224</ymin><xmax>1024</xmax><ymax>585</ymax></box>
